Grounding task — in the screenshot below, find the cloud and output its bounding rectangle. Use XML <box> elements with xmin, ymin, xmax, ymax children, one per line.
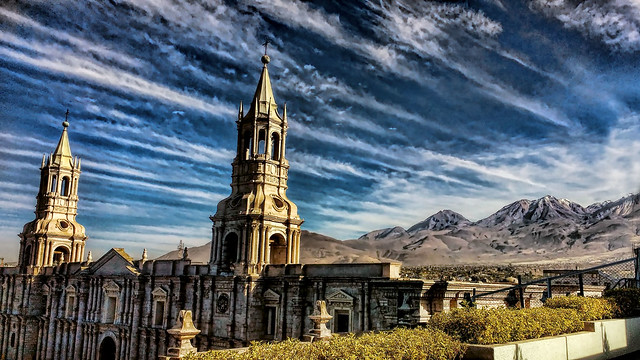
<box><xmin>530</xmin><ymin>0</ymin><xmax>640</xmax><ymax>52</ymax></box>
<box><xmin>0</xmin><ymin>31</ymin><xmax>235</xmax><ymax>117</ymax></box>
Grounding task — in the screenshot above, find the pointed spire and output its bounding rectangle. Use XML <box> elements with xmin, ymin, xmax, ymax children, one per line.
<box><xmin>283</xmin><ymin>102</ymin><xmax>287</xmax><ymax>123</ymax></box>
<box><xmin>51</xmin><ymin>109</ymin><xmax>74</xmax><ymax>168</ymax></box>
<box><xmin>246</xmin><ymin>51</ymin><xmax>277</xmax><ymax>118</ymax></box>
<box><xmin>238</xmin><ymin>101</ymin><xmax>243</xmax><ymax>120</ymax></box>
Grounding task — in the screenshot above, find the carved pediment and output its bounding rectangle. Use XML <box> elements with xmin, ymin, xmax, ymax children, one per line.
<box><xmin>65</xmin><ymin>285</ymin><xmax>76</xmax><ymax>294</ymax></box>
<box><xmin>152</xmin><ymin>287</ymin><xmax>167</xmax><ymax>299</ymax></box>
<box><xmin>102</xmin><ymin>280</ymin><xmax>120</xmax><ymax>296</ymax></box>
<box><xmin>327</xmin><ymin>290</ymin><xmax>354</xmax><ymax>305</ymax></box>
<box><xmin>263</xmin><ymin>289</ymin><xmax>280</xmax><ymax>303</ymax></box>
<box><xmin>87</xmin><ymin>248</ymin><xmax>139</xmax><ymax>276</ymax></box>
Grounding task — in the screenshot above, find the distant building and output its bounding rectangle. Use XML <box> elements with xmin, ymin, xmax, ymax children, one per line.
<box><xmin>0</xmin><ymin>54</ymin><xmax>571</xmax><ymax>360</ymax></box>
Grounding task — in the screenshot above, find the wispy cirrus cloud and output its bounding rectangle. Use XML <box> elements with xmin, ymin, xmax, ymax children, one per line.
<box><xmin>530</xmin><ymin>0</ymin><xmax>640</xmax><ymax>52</ymax></box>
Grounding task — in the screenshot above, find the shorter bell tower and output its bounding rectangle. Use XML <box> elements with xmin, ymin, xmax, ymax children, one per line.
<box><xmin>210</xmin><ymin>52</ymin><xmax>303</xmax><ymax>275</ymax></box>
<box><xmin>18</xmin><ymin>111</ymin><xmax>87</xmax><ymax>272</ymax></box>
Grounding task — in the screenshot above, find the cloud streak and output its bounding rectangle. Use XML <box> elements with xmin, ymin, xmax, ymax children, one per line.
<box><xmin>530</xmin><ymin>0</ymin><xmax>640</xmax><ymax>52</ymax></box>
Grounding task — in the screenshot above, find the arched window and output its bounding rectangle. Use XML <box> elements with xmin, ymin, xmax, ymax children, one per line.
<box><xmin>52</xmin><ymin>246</ymin><xmax>69</xmax><ymax>265</ymax></box>
<box><xmin>50</xmin><ymin>175</ymin><xmax>57</xmax><ymax>193</ymax></box>
<box><xmin>24</xmin><ymin>244</ymin><xmax>32</xmax><ymax>266</ymax></box>
<box><xmin>99</xmin><ymin>337</ymin><xmax>117</xmax><ymax>360</ymax></box>
<box><xmin>61</xmin><ymin>177</ymin><xmax>70</xmax><ymax>196</ymax></box>
<box><xmin>243</xmin><ymin>131</ymin><xmax>253</xmax><ymax>159</ymax></box>
<box><xmin>222</xmin><ymin>233</ymin><xmax>239</xmax><ymax>269</ymax></box>
<box><xmin>258</xmin><ymin>129</ymin><xmax>266</xmax><ymax>154</ymax></box>
<box><xmin>271</xmin><ymin>133</ymin><xmax>280</xmax><ymax>160</ymax></box>
<box><xmin>269</xmin><ymin>233</ymin><xmax>286</xmax><ymax>264</ymax></box>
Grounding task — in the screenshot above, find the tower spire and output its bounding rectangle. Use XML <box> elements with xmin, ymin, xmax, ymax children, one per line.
<box><xmin>245</xmin><ymin>45</ymin><xmax>278</xmax><ymax>118</ymax></box>
<box><xmin>211</xmin><ymin>51</ymin><xmax>302</xmax><ymax>275</ymax></box>
<box><xmin>18</xmin><ymin>110</ymin><xmax>86</xmax><ymax>272</ymax></box>
<box><xmin>52</xmin><ymin>109</ymin><xmax>73</xmax><ymax>168</ymax></box>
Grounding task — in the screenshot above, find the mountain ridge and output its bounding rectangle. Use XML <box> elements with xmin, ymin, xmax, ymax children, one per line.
<box><xmin>157</xmin><ymin>193</ymin><xmax>640</xmax><ymax>266</ymax></box>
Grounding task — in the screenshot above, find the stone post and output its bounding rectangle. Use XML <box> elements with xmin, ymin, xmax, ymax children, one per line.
<box><xmin>159</xmin><ymin>310</ymin><xmax>201</xmax><ymax>359</ymax></box>
<box><xmin>304</xmin><ymin>300</ymin><xmax>333</xmax><ymax>342</ymax></box>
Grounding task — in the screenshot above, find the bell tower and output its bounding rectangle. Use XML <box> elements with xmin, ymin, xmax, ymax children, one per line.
<box><xmin>18</xmin><ymin>111</ymin><xmax>87</xmax><ymax>272</ymax></box>
<box><xmin>210</xmin><ymin>51</ymin><xmax>303</xmax><ymax>275</ymax></box>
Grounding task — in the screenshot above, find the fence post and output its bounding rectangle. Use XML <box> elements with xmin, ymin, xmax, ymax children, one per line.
<box><xmin>472</xmin><ymin>288</ymin><xmax>476</xmax><ymax>306</ymax></box>
<box><xmin>635</xmin><ymin>246</ymin><xmax>640</xmax><ymax>288</ymax></box>
<box><xmin>518</xmin><ymin>275</ymin><xmax>525</xmax><ymax>309</ymax></box>
<box><xmin>578</xmin><ymin>274</ymin><xmax>584</xmax><ymax>296</ymax></box>
<box><xmin>546</xmin><ymin>278</ymin><xmax>552</xmax><ymax>299</ymax></box>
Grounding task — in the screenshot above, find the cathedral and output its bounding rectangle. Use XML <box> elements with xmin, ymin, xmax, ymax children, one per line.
<box><xmin>0</xmin><ymin>54</ymin><xmax>481</xmax><ymax>360</ymax></box>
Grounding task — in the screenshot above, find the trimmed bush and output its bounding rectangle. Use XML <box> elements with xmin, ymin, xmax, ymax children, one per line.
<box><xmin>605</xmin><ymin>288</ymin><xmax>640</xmax><ymax>318</ymax></box>
<box><xmin>186</xmin><ymin>327</ymin><xmax>466</xmax><ymax>360</ymax></box>
<box><xmin>544</xmin><ymin>296</ymin><xmax>617</xmax><ymax>321</ymax></box>
<box><xmin>429</xmin><ymin>307</ymin><xmax>583</xmax><ymax>345</ymax></box>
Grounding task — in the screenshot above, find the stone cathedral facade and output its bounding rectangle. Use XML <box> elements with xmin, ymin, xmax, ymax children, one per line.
<box><xmin>0</xmin><ymin>55</ymin><xmax>467</xmax><ymax>360</ymax></box>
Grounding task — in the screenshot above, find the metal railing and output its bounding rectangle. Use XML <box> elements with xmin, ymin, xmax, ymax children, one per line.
<box><xmin>469</xmin><ymin>248</ymin><xmax>640</xmax><ymax>309</ymax></box>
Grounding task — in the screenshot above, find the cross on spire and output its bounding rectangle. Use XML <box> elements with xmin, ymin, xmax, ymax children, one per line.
<box><xmin>262</xmin><ymin>39</ymin><xmax>270</xmax><ymax>55</ymax></box>
<box><xmin>63</xmin><ymin>108</ymin><xmax>70</xmax><ymax>128</ymax></box>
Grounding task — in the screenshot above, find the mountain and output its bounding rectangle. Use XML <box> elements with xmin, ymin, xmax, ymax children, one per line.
<box><xmin>474</xmin><ymin>199</ymin><xmax>531</xmax><ymax>228</ymax></box>
<box><xmin>157</xmin><ymin>193</ymin><xmax>640</xmax><ymax>266</ymax></box>
<box><xmin>407</xmin><ymin>210</ymin><xmax>470</xmax><ymax>233</ymax></box>
<box><xmin>336</xmin><ymin>193</ymin><xmax>640</xmax><ymax>266</ymax></box>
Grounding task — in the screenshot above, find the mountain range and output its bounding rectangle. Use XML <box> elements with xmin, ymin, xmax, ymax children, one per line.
<box><xmin>158</xmin><ymin>193</ymin><xmax>640</xmax><ymax>266</ymax></box>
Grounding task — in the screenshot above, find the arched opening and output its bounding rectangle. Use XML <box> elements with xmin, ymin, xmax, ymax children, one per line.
<box><xmin>98</xmin><ymin>337</ymin><xmax>117</xmax><ymax>360</ymax></box>
<box><xmin>39</xmin><ymin>175</ymin><xmax>47</xmax><ymax>194</ymax></box>
<box><xmin>243</xmin><ymin>131</ymin><xmax>253</xmax><ymax>159</ymax></box>
<box><xmin>269</xmin><ymin>233</ymin><xmax>286</xmax><ymax>264</ymax></box>
<box><xmin>270</xmin><ymin>133</ymin><xmax>280</xmax><ymax>160</ymax></box>
<box><xmin>61</xmin><ymin>177</ymin><xmax>70</xmax><ymax>196</ymax></box>
<box><xmin>52</xmin><ymin>246</ymin><xmax>70</xmax><ymax>265</ymax></box>
<box><xmin>258</xmin><ymin>129</ymin><xmax>266</xmax><ymax>154</ymax></box>
<box><xmin>50</xmin><ymin>175</ymin><xmax>57</xmax><ymax>193</ymax></box>
<box><xmin>23</xmin><ymin>244</ymin><xmax>32</xmax><ymax>266</ymax></box>
<box><xmin>222</xmin><ymin>232</ymin><xmax>239</xmax><ymax>269</ymax></box>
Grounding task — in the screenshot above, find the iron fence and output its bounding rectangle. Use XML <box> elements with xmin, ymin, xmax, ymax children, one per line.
<box><xmin>469</xmin><ymin>248</ymin><xmax>640</xmax><ymax>309</ymax></box>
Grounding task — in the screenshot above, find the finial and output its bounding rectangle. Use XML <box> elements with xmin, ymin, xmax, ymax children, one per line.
<box><xmin>63</xmin><ymin>109</ymin><xmax>70</xmax><ymax>128</ymax></box>
<box><xmin>87</xmin><ymin>251</ymin><xmax>93</xmax><ymax>263</ymax></box>
<box><xmin>283</xmin><ymin>102</ymin><xmax>287</xmax><ymax>121</ymax></box>
<box><xmin>142</xmin><ymin>248</ymin><xmax>148</xmax><ymax>261</ymax></box>
<box><xmin>238</xmin><ymin>101</ymin><xmax>243</xmax><ymax>119</ymax></box>
<box><xmin>261</xmin><ymin>39</ymin><xmax>271</xmax><ymax>65</ymax></box>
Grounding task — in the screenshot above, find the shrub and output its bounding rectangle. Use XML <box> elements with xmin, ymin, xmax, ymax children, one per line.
<box><xmin>429</xmin><ymin>307</ymin><xmax>583</xmax><ymax>345</ymax></box>
<box><xmin>604</xmin><ymin>288</ymin><xmax>640</xmax><ymax>318</ymax></box>
<box><xmin>186</xmin><ymin>327</ymin><xmax>466</xmax><ymax>360</ymax></box>
<box><xmin>544</xmin><ymin>296</ymin><xmax>617</xmax><ymax>321</ymax></box>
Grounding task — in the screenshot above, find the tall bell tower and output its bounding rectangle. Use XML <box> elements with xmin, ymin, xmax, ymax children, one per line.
<box><xmin>210</xmin><ymin>51</ymin><xmax>303</xmax><ymax>275</ymax></box>
<box><xmin>18</xmin><ymin>111</ymin><xmax>87</xmax><ymax>272</ymax></box>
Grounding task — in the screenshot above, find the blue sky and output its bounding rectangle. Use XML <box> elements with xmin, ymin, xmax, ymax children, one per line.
<box><xmin>1</xmin><ymin>0</ymin><xmax>639</xmax><ymax>261</ymax></box>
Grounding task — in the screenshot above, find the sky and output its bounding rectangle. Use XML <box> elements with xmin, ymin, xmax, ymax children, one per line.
<box><xmin>1</xmin><ymin>0</ymin><xmax>639</xmax><ymax>262</ymax></box>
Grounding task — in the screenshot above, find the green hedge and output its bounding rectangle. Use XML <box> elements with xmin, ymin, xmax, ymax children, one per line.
<box><xmin>186</xmin><ymin>327</ymin><xmax>466</xmax><ymax>360</ymax></box>
<box><xmin>605</xmin><ymin>288</ymin><xmax>640</xmax><ymax>318</ymax></box>
<box><xmin>544</xmin><ymin>296</ymin><xmax>617</xmax><ymax>321</ymax></box>
<box><xmin>429</xmin><ymin>307</ymin><xmax>583</xmax><ymax>345</ymax></box>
